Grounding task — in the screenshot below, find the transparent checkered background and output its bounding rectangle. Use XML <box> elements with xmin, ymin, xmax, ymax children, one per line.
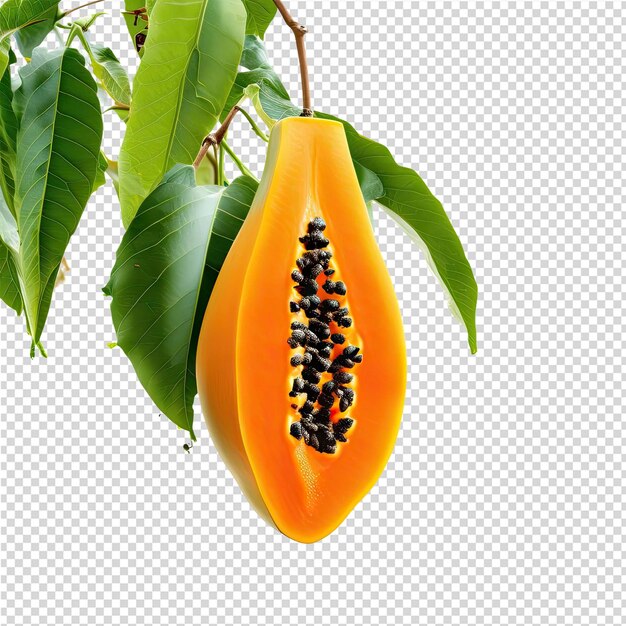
<box><xmin>1</xmin><ymin>1</ymin><xmax>624</xmax><ymax>624</ymax></box>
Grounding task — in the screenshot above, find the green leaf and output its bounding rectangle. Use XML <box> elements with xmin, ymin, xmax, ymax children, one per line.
<box><xmin>118</xmin><ymin>0</ymin><xmax>247</xmax><ymax>227</ymax></box>
<box><xmin>223</xmin><ymin>67</ymin><xmax>299</xmax><ymax>124</ymax></box>
<box><xmin>91</xmin><ymin>43</ymin><xmax>131</xmax><ymax>106</ymax></box>
<box><xmin>13</xmin><ymin>3</ymin><xmax>60</xmax><ymax>58</ymax></box>
<box><xmin>66</xmin><ymin>26</ymin><xmax>131</xmax><ymax>107</ymax></box>
<box><xmin>104</xmin><ymin>167</ymin><xmax>257</xmax><ymax>438</ymax></box>
<box><xmin>0</xmin><ymin>59</ymin><xmax>17</xmax><ymax>216</ymax></box>
<box><xmin>241</xmin><ymin>0</ymin><xmax>276</xmax><ymax>38</ymax></box>
<box><xmin>316</xmin><ymin>113</ymin><xmax>478</xmax><ymax>353</ymax></box>
<box><xmin>353</xmin><ymin>160</ymin><xmax>384</xmax><ymax>204</ymax></box>
<box><xmin>0</xmin><ymin>238</ymin><xmax>22</xmax><ymax>313</ymax></box>
<box><xmin>13</xmin><ymin>47</ymin><xmax>103</xmax><ymax>349</ymax></box>
<box><xmin>92</xmin><ymin>150</ymin><xmax>108</xmax><ymax>193</ymax></box>
<box><xmin>71</xmin><ymin>11</ymin><xmax>105</xmax><ymax>31</ymax></box>
<box><xmin>195</xmin><ymin>151</ymin><xmax>218</xmax><ymax>185</ymax></box>
<box><xmin>0</xmin><ymin>0</ymin><xmax>59</xmax><ymax>73</ymax></box>
<box><xmin>240</xmin><ymin>34</ymin><xmax>271</xmax><ymax>69</ymax></box>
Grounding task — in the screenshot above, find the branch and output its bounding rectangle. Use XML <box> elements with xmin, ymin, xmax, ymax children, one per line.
<box><xmin>61</xmin><ymin>0</ymin><xmax>106</xmax><ymax>18</ymax></box>
<box><xmin>193</xmin><ymin>106</ymin><xmax>241</xmax><ymax>169</ymax></box>
<box><xmin>272</xmin><ymin>0</ymin><xmax>312</xmax><ymax>116</ymax></box>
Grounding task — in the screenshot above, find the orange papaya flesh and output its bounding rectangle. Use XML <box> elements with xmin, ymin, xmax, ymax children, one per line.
<box><xmin>196</xmin><ymin>117</ymin><xmax>406</xmax><ymax>543</ymax></box>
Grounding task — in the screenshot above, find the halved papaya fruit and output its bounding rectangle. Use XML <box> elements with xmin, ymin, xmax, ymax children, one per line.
<box><xmin>196</xmin><ymin>117</ymin><xmax>406</xmax><ymax>543</ymax></box>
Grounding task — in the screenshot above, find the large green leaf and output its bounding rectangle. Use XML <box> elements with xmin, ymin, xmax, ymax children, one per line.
<box><xmin>0</xmin><ymin>58</ymin><xmax>17</xmax><ymax>216</ymax></box>
<box><xmin>13</xmin><ymin>2</ymin><xmax>60</xmax><ymax>58</ymax></box>
<box><xmin>118</xmin><ymin>0</ymin><xmax>246</xmax><ymax>226</ymax></box>
<box><xmin>316</xmin><ymin>113</ymin><xmax>478</xmax><ymax>353</ymax></box>
<box><xmin>241</xmin><ymin>0</ymin><xmax>276</xmax><ymax>38</ymax></box>
<box><xmin>13</xmin><ymin>47</ymin><xmax>103</xmax><ymax>352</ymax></box>
<box><xmin>104</xmin><ymin>167</ymin><xmax>257</xmax><ymax>438</ymax></box>
<box><xmin>0</xmin><ymin>0</ymin><xmax>59</xmax><ymax>74</ymax></box>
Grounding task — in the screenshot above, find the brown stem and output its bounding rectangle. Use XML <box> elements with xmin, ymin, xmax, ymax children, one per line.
<box><xmin>61</xmin><ymin>0</ymin><xmax>106</xmax><ymax>18</ymax></box>
<box><xmin>193</xmin><ymin>106</ymin><xmax>241</xmax><ymax>169</ymax></box>
<box><xmin>272</xmin><ymin>0</ymin><xmax>312</xmax><ymax>116</ymax></box>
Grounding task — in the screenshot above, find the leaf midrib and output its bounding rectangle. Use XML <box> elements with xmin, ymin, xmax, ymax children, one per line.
<box><xmin>161</xmin><ymin>0</ymin><xmax>212</xmax><ymax>174</ymax></box>
<box><xmin>18</xmin><ymin>51</ymin><xmax>64</xmax><ymax>328</ymax></box>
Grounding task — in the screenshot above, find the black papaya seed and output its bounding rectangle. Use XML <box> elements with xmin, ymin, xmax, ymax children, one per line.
<box><xmin>343</xmin><ymin>345</ymin><xmax>360</xmax><ymax>358</ymax></box>
<box><xmin>316</xmin><ymin>407</ymin><xmax>331</xmax><ymax>423</ymax></box>
<box><xmin>333</xmin><ymin>307</ymin><xmax>349</xmax><ymax>319</ymax></box>
<box><xmin>303</xmin><ymin>420</ymin><xmax>319</xmax><ymax>432</ymax></box>
<box><xmin>291</xmin><ymin>329</ymin><xmax>306</xmax><ymax>345</ymax></box>
<box><xmin>321</xmin><ymin>299</ymin><xmax>340</xmax><ymax>311</ymax></box>
<box><xmin>334</xmin><ymin>281</ymin><xmax>347</xmax><ymax>295</ymax></box>
<box><xmin>322</xmin><ymin>280</ymin><xmax>336</xmax><ymax>294</ymax></box>
<box><xmin>308</xmin><ymin>263</ymin><xmax>324</xmax><ymax>278</ymax></box>
<box><xmin>334</xmin><ymin>371</ymin><xmax>354</xmax><ymax>384</ymax></box>
<box><xmin>309</xmin><ymin>217</ymin><xmax>326</xmax><ymax>232</ymax></box>
<box><xmin>302</xmin><ymin>368</ymin><xmax>322</xmax><ymax>384</ymax></box>
<box><xmin>318</xmin><ymin>393</ymin><xmax>335</xmax><ymax>408</ymax></box>
<box><xmin>334</xmin><ymin>417</ymin><xmax>354</xmax><ymax>434</ymax></box>
<box><xmin>312</xmin><ymin>355</ymin><xmax>332</xmax><ymax>372</ymax></box>
<box><xmin>290</xmin><ymin>422</ymin><xmax>303</xmax><ymax>440</ymax></box>
<box><xmin>299</xmin><ymin>400</ymin><xmax>315</xmax><ymax>414</ymax></box>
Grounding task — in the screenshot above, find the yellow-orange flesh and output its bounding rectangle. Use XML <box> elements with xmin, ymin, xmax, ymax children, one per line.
<box><xmin>196</xmin><ymin>117</ymin><xmax>406</xmax><ymax>543</ymax></box>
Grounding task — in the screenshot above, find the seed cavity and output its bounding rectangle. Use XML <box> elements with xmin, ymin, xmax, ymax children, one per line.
<box><xmin>287</xmin><ymin>217</ymin><xmax>361</xmax><ymax>454</ymax></box>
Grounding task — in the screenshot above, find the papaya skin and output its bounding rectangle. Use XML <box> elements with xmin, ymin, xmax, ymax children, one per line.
<box><xmin>196</xmin><ymin>117</ymin><xmax>406</xmax><ymax>543</ymax></box>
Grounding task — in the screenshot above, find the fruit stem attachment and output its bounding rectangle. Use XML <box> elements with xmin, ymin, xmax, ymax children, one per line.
<box><xmin>193</xmin><ymin>106</ymin><xmax>241</xmax><ymax>169</ymax></box>
<box><xmin>272</xmin><ymin>0</ymin><xmax>313</xmax><ymax>117</ymax></box>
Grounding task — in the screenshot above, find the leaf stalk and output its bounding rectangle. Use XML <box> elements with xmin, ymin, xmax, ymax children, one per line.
<box><xmin>193</xmin><ymin>105</ymin><xmax>241</xmax><ymax>169</ymax></box>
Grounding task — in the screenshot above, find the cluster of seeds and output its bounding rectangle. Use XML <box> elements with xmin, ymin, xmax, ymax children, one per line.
<box><xmin>287</xmin><ymin>218</ymin><xmax>362</xmax><ymax>454</ymax></box>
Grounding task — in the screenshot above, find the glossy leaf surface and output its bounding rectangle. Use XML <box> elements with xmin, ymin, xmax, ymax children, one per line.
<box><xmin>118</xmin><ymin>0</ymin><xmax>246</xmax><ymax>226</ymax></box>
<box><xmin>104</xmin><ymin>167</ymin><xmax>257</xmax><ymax>437</ymax></box>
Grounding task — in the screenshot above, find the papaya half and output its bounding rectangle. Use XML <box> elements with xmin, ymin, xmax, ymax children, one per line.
<box><xmin>196</xmin><ymin>117</ymin><xmax>406</xmax><ymax>543</ymax></box>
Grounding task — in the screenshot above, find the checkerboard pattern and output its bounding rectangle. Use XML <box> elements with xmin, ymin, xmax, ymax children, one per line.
<box><xmin>1</xmin><ymin>2</ymin><xmax>624</xmax><ymax>624</ymax></box>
